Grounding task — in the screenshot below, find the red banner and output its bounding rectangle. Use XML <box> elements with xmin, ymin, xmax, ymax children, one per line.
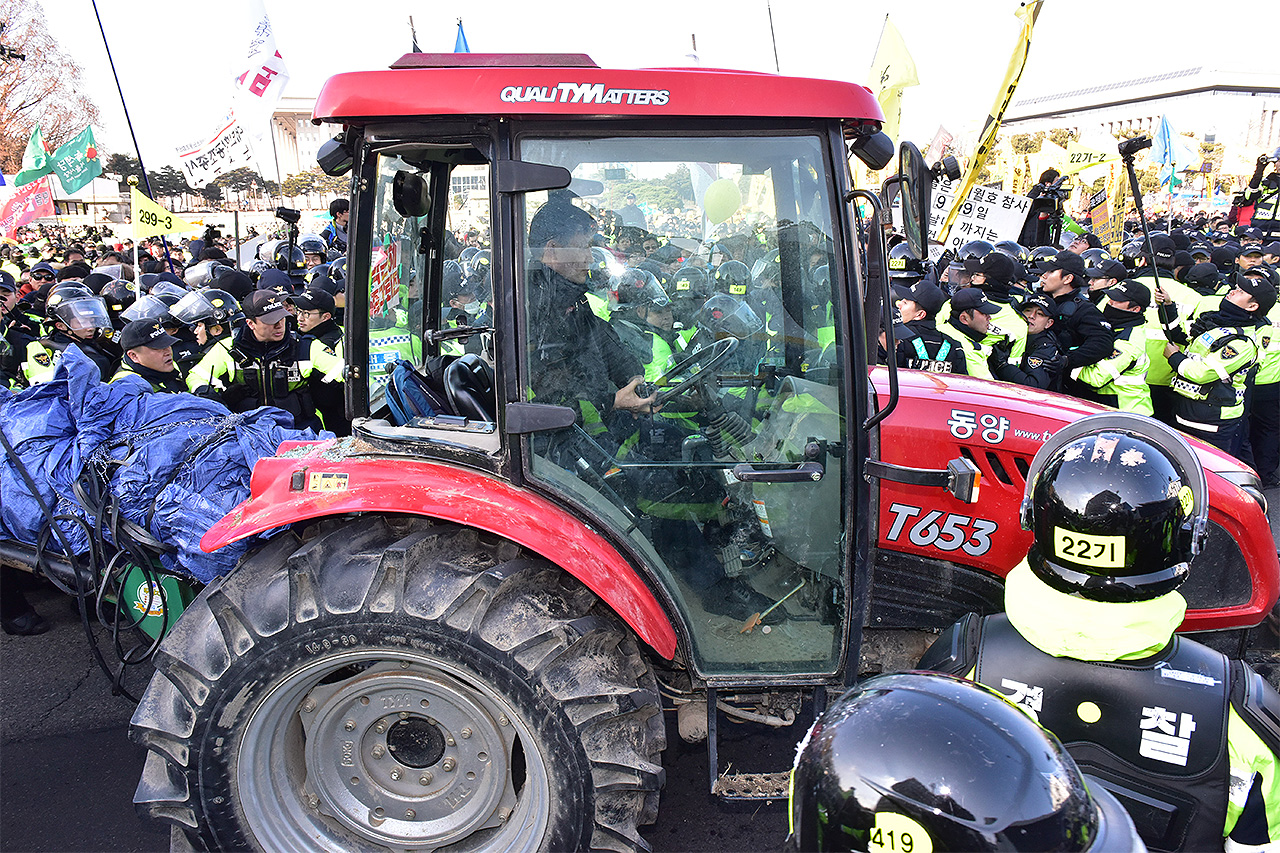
<box><xmin>0</xmin><ymin>177</ymin><xmax>55</xmax><ymax>238</ymax></box>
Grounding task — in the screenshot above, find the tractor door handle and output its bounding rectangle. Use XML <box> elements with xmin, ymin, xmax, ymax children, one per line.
<box><xmin>731</xmin><ymin>462</ymin><xmax>824</xmax><ymax>483</ymax></box>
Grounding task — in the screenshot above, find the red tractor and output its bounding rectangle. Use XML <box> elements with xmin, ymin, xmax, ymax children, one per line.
<box><xmin>126</xmin><ymin>54</ymin><xmax>1278</xmax><ymax>850</ymax></box>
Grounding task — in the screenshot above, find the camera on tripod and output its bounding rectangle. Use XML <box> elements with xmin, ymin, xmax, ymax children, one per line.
<box><xmin>1118</xmin><ymin>136</ymin><xmax>1152</xmax><ymax>158</ymax></box>
<box><xmin>275</xmin><ymin>207</ymin><xmax>301</xmax><ymax>224</ymax></box>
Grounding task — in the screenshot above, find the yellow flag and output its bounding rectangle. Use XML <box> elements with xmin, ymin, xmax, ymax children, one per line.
<box><xmin>867</xmin><ymin>16</ymin><xmax>919</xmax><ymax>145</ymax></box>
<box><xmin>130</xmin><ymin>187</ymin><xmax>200</xmax><ymax>241</ymax></box>
<box><xmin>940</xmin><ymin>0</ymin><xmax>1044</xmax><ymax>242</ymax></box>
<box><xmin>1060</xmin><ymin>140</ymin><xmax>1119</xmax><ymax>179</ymax></box>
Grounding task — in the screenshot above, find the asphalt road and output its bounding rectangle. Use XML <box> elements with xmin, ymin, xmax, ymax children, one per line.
<box><xmin>2</xmin><ymin>485</ymin><xmax>1276</xmax><ymax>853</ymax></box>
<box><xmin>0</xmin><ymin>580</ymin><xmax>791</xmax><ymax>853</ymax></box>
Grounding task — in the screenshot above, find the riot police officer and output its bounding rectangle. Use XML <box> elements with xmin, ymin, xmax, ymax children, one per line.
<box><xmin>1164</xmin><ymin>272</ymin><xmax>1274</xmax><ymax>454</ymax></box>
<box><xmin>1072</xmin><ymin>279</ymin><xmax>1152</xmax><ymax>415</ymax></box>
<box><xmin>110</xmin><ymin>318</ymin><xmax>187</xmax><ymax>393</ymax></box>
<box><xmin>789</xmin><ymin>670</ymin><xmax>1143</xmax><ymax>851</ymax></box>
<box><xmin>920</xmin><ymin>413</ymin><xmax>1280</xmax><ymax>853</ymax></box>
<box><xmin>187</xmin><ymin>291</ymin><xmax>344</xmax><ymax>433</ymax></box>
<box><xmin>886</xmin><ymin>280</ymin><xmax>967</xmax><ymax>374</ymax></box>
<box><xmin>22</xmin><ymin>287</ymin><xmax>118</xmax><ymax>384</ymax></box>
<box><xmin>988</xmin><ymin>292</ymin><xmax>1065</xmax><ymax>391</ymax></box>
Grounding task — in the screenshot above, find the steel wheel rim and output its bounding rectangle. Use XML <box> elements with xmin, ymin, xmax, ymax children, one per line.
<box><xmin>235</xmin><ymin>647</ymin><xmax>551</xmax><ymax>852</ymax></box>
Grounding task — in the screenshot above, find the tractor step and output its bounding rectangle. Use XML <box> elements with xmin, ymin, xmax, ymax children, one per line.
<box><xmin>705</xmin><ymin>686</ymin><xmax>825</xmax><ymax>802</ymax></box>
<box><xmin>712</xmin><ymin>770</ymin><xmax>791</xmax><ymax>800</ymax></box>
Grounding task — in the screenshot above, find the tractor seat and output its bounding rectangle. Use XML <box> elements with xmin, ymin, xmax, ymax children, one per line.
<box><xmin>444</xmin><ymin>354</ymin><xmax>496</xmax><ymax>423</ymax></box>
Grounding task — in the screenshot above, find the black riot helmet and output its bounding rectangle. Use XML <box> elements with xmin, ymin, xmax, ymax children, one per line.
<box><xmin>790</xmin><ymin>671</ymin><xmax>1141</xmax><ymax>852</ymax></box>
<box><xmin>45</xmin><ymin>285</ymin><xmax>96</xmax><ymax>321</ymax></box>
<box><xmin>714</xmin><ymin>259</ymin><xmax>752</xmax><ymax>296</ymax></box>
<box><xmin>1119</xmin><ymin>239</ymin><xmax>1145</xmax><ymax>273</ymax></box>
<box><xmin>1020</xmin><ymin>413</ymin><xmax>1208</xmax><ymax>603</ymax></box>
<box><xmin>1079</xmin><ymin>247</ymin><xmax>1114</xmax><ymax>269</ymax></box>
<box><xmin>887</xmin><ymin>242</ymin><xmax>924</xmax><ymax>281</ymax></box>
<box><xmin>298</xmin><ymin>234</ymin><xmax>327</xmax><ymax>257</ymax></box>
<box><xmin>1029</xmin><ymin>245</ymin><xmax>1059</xmax><ymax>265</ymax></box>
<box><xmin>328</xmin><ymin>255</ymin><xmax>347</xmax><ymax>284</ymax></box>
<box><xmin>273</xmin><ymin>242</ymin><xmax>307</xmax><ymax>276</ymax></box>
<box><xmin>957</xmin><ymin>239</ymin><xmax>994</xmax><ymax>263</ymax></box>
<box><xmin>994</xmin><ymin>240</ymin><xmax>1031</xmax><ymax>265</ymax></box>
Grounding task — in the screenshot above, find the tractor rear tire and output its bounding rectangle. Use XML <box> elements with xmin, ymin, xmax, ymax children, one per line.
<box><xmin>130</xmin><ymin>516</ymin><xmax>665</xmax><ymax>852</ymax></box>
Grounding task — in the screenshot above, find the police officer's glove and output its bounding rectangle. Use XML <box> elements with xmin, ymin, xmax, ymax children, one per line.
<box><xmin>222</xmin><ymin>385</ymin><xmax>250</xmax><ymax>409</ymax></box>
<box><xmin>987</xmin><ymin>339</ymin><xmax>1013</xmax><ymax>374</ymax></box>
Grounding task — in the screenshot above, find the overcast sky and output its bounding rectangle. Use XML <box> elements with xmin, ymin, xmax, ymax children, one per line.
<box><xmin>44</xmin><ymin>0</ymin><xmax>1277</xmax><ymax>173</ymax></box>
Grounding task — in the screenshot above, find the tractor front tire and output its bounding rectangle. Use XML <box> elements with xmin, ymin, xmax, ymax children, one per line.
<box><xmin>130</xmin><ymin>516</ymin><xmax>665</xmax><ymax>852</ymax></box>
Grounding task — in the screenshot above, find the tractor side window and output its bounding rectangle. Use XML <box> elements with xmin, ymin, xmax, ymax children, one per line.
<box><xmin>441</xmin><ymin>164</ymin><xmax>493</xmax><ymax>363</ymax></box>
<box><xmin>367</xmin><ymin>153</ymin><xmax>428</xmax><ymax>409</ymax></box>
<box><xmin>517</xmin><ymin>134</ymin><xmax>847</xmax><ymax>676</ymax></box>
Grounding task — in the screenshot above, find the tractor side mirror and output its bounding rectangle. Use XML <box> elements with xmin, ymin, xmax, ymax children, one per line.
<box><xmin>392</xmin><ymin>170</ymin><xmax>431</xmax><ymax>218</ymax></box>
<box><xmin>317</xmin><ymin>134</ymin><xmax>354</xmax><ymax>177</ymax></box>
<box><xmin>898</xmin><ymin>141</ymin><xmax>931</xmax><ymax>260</ymax></box>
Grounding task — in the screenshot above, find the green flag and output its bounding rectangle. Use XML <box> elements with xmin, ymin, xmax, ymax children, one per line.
<box><xmin>50</xmin><ymin>126</ymin><xmax>104</xmax><ymax>195</ymax></box>
<box><xmin>13</xmin><ymin>126</ymin><xmax>51</xmax><ymax>187</ymax></box>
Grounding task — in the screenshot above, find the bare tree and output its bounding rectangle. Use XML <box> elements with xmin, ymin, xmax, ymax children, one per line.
<box><xmin>0</xmin><ymin>0</ymin><xmax>101</xmax><ymax>173</ymax></box>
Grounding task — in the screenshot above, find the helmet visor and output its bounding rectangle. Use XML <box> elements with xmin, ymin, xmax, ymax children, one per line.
<box><xmin>56</xmin><ymin>296</ymin><xmax>112</xmax><ymax>333</ymax></box>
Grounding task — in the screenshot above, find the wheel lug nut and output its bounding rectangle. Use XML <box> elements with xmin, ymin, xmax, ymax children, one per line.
<box><xmin>399</xmin><ymin>711</ymin><xmax>409</xmax><ymax>719</ymax></box>
<box><xmin>419</xmin><ymin>772</ymin><xmax>433</xmax><ymax>785</ymax></box>
<box><xmin>406</xmin><ymin>809</ymin><xmax>416</xmax><ymax>820</ymax></box>
<box><xmin>301</xmin><ymin>698</ymin><xmax>316</xmax><ymax>713</ymax></box>
<box><xmin>390</xmin><ymin>769</ymin><xmax>401</xmax><ymax>780</ymax></box>
<box><xmin>375</xmin><ymin>722</ymin><xmax>386</xmax><ymax>733</ymax></box>
<box><xmin>371</xmin><ymin>745</ymin><xmax>385</xmax><ymax>758</ymax></box>
<box><xmin>344</xmin><ymin>720</ymin><xmax>356</xmax><ymax>731</ymax></box>
<box><xmin>498</xmin><ymin>807</ymin><xmax>512</xmax><ymax>822</ymax></box>
<box><xmin>460</xmin><ymin>727</ymin><xmax>472</xmax><ymax>739</ymax></box>
<box><xmin>442</xmin><ymin>758</ymin><xmax>456</xmax><ymax>772</ymax></box>
<box><xmin>499</xmin><ymin>715</ymin><xmax>510</xmax><ymax>727</ymax></box>
<box><xmin>446</xmin><ymin>736</ymin><xmax>456</xmax><ymax>747</ymax></box>
<box><xmin>400</xmin><ymin>661</ymin><xmax>410</xmax><ymax>669</ymax></box>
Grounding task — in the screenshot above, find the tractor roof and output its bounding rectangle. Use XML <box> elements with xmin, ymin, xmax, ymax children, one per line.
<box><xmin>313</xmin><ymin>53</ymin><xmax>884</xmax><ymax>127</ymax></box>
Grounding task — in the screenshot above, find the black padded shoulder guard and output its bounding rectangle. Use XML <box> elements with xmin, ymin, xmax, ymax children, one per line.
<box><xmin>917</xmin><ymin>611</ymin><xmax>981</xmax><ymax>675</ymax></box>
<box><xmin>1232</xmin><ymin>659</ymin><xmax>1280</xmax><ymax>758</ymax></box>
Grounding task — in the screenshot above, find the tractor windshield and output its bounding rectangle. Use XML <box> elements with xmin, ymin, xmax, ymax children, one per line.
<box><xmin>517</xmin><ymin>132</ymin><xmax>848</xmax><ymax>676</ymax></box>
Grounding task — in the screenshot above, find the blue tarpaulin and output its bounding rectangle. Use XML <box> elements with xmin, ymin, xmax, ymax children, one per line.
<box><xmin>0</xmin><ymin>346</ymin><xmax>331</xmax><ymax>582</ymax></box>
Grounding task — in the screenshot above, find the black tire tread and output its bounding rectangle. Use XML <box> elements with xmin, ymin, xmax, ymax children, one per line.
<box><xmin>131</xmin><ymin>515</ymin><xmax>664</xmax><ymax>852</ymax></box>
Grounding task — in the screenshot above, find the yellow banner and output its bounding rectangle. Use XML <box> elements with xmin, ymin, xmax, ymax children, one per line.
<box><xmin>939</xmin><ymin>0</ymin><xmax>1044</xmax><ymax>243</ymax></box>
<box><xmin>867</xmin><ymin>15</ymin><xmax>919</xmax><ymax>144</ymax></box>
<box><xmin>130</xmin><ymin>187</ymin><xmax>200</xmax><ymax>241</ymax></box>
<box><xmin>1060</xmin><ymin>140</ymin><xmax>1120</xmax><ymax>179</ymax></box>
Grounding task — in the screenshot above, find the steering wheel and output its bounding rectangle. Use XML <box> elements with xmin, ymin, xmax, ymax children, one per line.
<box><xmin>650</xmin><ymin>337</ymin><xmax>738</xmax><ymax>406</ymax></box>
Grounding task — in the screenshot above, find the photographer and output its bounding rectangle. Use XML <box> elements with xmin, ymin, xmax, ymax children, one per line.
<box><xmin>1018</xmin><ymin>169</ymin><xmax>1070</xmax><ymax>248</ymax></box>
<box><xmin>1241</xmin><ymin>149</ymin><xmax>1280</xmax><ymax>240</ymax></box>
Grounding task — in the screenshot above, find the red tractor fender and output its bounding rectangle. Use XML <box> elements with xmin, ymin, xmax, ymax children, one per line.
<box><xmin>202</xmin><ymin>441</ymin><xmax>678</xmax><ymax>659</ymax></box>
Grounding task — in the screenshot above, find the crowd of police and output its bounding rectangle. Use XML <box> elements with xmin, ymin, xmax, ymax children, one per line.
<box><xmin>882</xmin><ymin>198</ymin><xmax>1280</xmax><ymax>489</ymax></box>
<box><xmin>790</xmin><ymin>150</ymin><xmax>1280</xmax><ymax>853</ymax></box>
<box><xmin>0</xmin><ymin>199</ymin><xmax>352</xmax><ymax>634</ymax></box>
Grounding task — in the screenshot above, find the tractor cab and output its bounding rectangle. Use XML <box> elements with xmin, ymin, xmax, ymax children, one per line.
<box><xmin>319</xmin><ymin>53</ymin><xmax>909</xmax><ymax>679</ymax></box>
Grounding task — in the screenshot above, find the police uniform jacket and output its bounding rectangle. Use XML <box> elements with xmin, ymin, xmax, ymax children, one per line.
<box><xmin>110</xmin><ymin>356</ymin><xmax>188</xmax><ymax>394</ymax></box>
<box><xmin>1167</xmin><ymin>302</ymin><xmax>1259</xmax><ymax>433</ymax></box>
<box><xmin>186</xmin><ymin>325</ymin><xmax>339</xmax><ymax>432</ymax></box>
<box><xmin>991</xmin><ymin>328</ymin><xmax>1063</xmax><ymax>390</ymax></box>
<box><xmin>1072</xmin><ymin>309</ymin><xmax>1152</xmax><ymax>416</ymax></box>
<box><xmin>22</xmin><ymin>331</ymin><xmax>117</xmax><ymax>385</ymax></box>
<box><xmin>893</xmin><ymin>317</ymin><xmax>968</xmax><ymax>375</ymax></box>
<box><xmin>1049</xmin><ymin>286</ymin><xmax>1114</xmax><ymax>371</ymax></box>
<box><xmin>921</xmin><ymin>562</ymin><xmax>1280</xmax><ymax>853</ymax></box>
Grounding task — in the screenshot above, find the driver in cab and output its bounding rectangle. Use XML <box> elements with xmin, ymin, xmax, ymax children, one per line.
<box><xmin>526</xmin><ymin>199</ymin><xmax>656</xmax><ymax>438</ymax></box>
